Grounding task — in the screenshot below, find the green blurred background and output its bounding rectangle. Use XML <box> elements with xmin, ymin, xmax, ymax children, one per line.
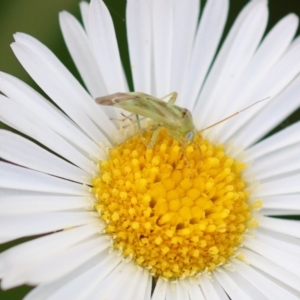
<box><xmin>0</xmin><ymin>0</ymin><xmax>300</xmax><ymax>298</ymax></box>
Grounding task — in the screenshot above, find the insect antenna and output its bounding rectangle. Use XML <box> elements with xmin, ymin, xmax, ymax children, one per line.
<box><xmin>109</xmin><ymin>114</ymin><xmax>132</xmax><ymax>129</ymax></box>
<box><xmin>135</xmin><ymin>114</ymin><xmax>141</xmax><ymax>129</ymax></box>
<box><xmin>199</xmin><ymin>97</ymin><xmax>270</xmax><ymax>132</ymax></box>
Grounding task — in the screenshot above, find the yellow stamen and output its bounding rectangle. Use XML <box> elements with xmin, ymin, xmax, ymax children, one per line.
<box><xmin>92</xmin><ymin>129</ymin><xmax>258</xmax><ymax>279</ymax></box>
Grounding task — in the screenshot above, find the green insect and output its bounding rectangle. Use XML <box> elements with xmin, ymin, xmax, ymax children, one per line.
<box><xmin>95</xmin><ymin>92</ymin><xmax>268</xmax><ymax>148</ymax></box>
<box><xmin>95</xmin><ymin>92</ymin><xmax>197</xmax><ymax>148</ymax></box>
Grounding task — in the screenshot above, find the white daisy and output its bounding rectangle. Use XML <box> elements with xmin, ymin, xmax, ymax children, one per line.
<box><xmin>1</xmin><ymin>0</ymin><xmax>300</xmax><ymax>299</ymax></box>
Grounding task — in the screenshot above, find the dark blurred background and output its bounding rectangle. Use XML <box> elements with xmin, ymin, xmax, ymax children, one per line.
<box><xmin>0</xmin><ymin>0</ymin><xmax>300</xmax><ymax>298</ymax></box>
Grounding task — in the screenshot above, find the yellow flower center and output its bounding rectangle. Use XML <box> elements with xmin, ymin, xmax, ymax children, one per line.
<box><xmin>92</xmin><ymin>129</ymin><xmax>258</xmax><ymax>279</ymax></box>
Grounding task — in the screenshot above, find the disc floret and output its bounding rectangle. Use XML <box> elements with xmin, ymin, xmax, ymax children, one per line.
<box><xmin>92</xmin><ymin>129</ymin><xmax>258</xmax><ymax>279</ymax></box>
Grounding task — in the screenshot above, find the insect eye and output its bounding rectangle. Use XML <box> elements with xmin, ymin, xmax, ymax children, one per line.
<box><xmin>185</xmin><ymin>131</ymin><xmax>194</xmax><ymax>141</ymax></box>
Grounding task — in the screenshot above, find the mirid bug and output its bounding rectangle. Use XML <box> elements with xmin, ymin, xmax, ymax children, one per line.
<box><xmin>96</xmin><ymin>92</ymin><xmax>197</xmax><ymax>148</ymax></box>
<box><xmin>95</xmin><ymin>92</ymin><xmax>268</xmax><ymax>148</ymax></box>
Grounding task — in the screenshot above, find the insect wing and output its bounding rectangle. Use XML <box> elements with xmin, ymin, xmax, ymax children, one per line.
<box><xmin>115</xmin><ymin>97</ymin><xmax>185</xmax><ymax>128</ymax></box>
<box><xmin>95</xmin><ymin>92</ymin><xmax>187</xmax><ymax>129</ymax></box>
<box><xmin>95</xmin><ymin>93</ymin><xmax>138</xmax><ymax>106</ymax></box>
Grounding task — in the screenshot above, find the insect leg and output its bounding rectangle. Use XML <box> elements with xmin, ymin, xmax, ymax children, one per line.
<box><xmin>139</xmin><ymin>131</ymin><xmax>149</xmax><ymax>148</ymax></box>
<box><xmin>135</xmin><ymin>114</ymin><xmax>141</xmax><ymax>129</ymax></box>
<box><xmin>110</xmin><ymin>114</ymin><xmax>146</xmax><ymax>123</ymax></box>
<box><xmin>167</xmin><ymin>130</ymin><xmax>183</xmax><ymax>145</ymax></box>
<box><xmin>147</xmin><ymin>127</ymin><xmax>161</xmax><ymax>149</ymax></box>
<box><xmin>160</xmin><ymin>92</ymin><xmax>178</xmax><ymax>104</ymax></box>
<box><xmin>110</xmin><ymin>113</ymin><xmax>133</xmax><ymax>122</ymax></box>
<box><xmin>168</xmin><ymin>130</ymin><xmax>201</xmax><ymax>171</ymax></box>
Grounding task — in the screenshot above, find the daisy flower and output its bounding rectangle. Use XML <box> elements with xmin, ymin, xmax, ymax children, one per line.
<box><xmin>1</xmin><ymin>0</ymin><xmax>300</xmax><ymax>299</ymax></box>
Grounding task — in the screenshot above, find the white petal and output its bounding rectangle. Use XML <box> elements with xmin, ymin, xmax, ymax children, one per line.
<box><xmin>0</xmin><ymin>162</ymin><xmax>89</xmax><ymax>196</ymax></box>
<box><xmin>26</xmin><ymin>236</ymin><xmax>109</xmax><ymax>284</ymax></box>
<box><xmin>213</xmin><ymin>269</ymin><xmax>253</xmax><ymax>300</ymax></box>
<box><xmin>79</xmin><ymin>1</ymin><xmax>89</xmax><ymax>31</ymax></box>
<box><xmin>0</xmin><ymin>212</ymin><xmax>97</xmax><ymax>244</ymax></box>
<box><xmin>126</xmin><ymin>0</ymin><xmax>152</xmax><ymax>94</ymax></box>
<box><xmin>246</xmin><ymin>140</ymin><xmax>300</xmax><ymax>181</ymax></box>
<box><xmin>170</xmin><ymin>0</ymin><xmax>200</xmax><ymax>102</ymax></box>
<box><xmin>13</xmin><ymin>31</ymin><xmax>117</xmax><ymax>131</ymax></box>
<box><xmin>257</xmin><ymin>268</ymin><xmax>300</xmax><ymax>299</ymax></box>
<box><xmin>0</xmin><ymin>130</ymin><xmax>91</xmax><ymax>184</ymax></box>
<box><xmin>225</xmin><ymin>269</ymin><xmax>267</xmax><ymax>300</ymax></box>
<box><xmin>0</xmin><ymin>193</ymin><xmax>92</xmax><ymax>215</ymax></box>
<box><xmin>220</xmin><ymin>35</ymin><xmax>300</xmax><ymax>143</ymax></box>
<box><xmin>87</xmin><ymin>261</ymin><xmax>135</xmax><ymax>300</ymax></box>
<box><xmin>166</xmin><ymin>281</ymin><xmax>189</xmax><ymax>300</ymax></box>
<box><xmin>47</xmin><ymin>253</ymin><xmax>121</xmax><ymax>300</ymax></box>
<box><xmin>231</xmin><ymin>259</ymin><xmax>298</xmax><ymax>299</ymax></box>
<box><xmin>257</xmin><ymin>215</ymin><xmax>300</xmax><ymax>239</ymax></box>
<box><xmin>152</xmin><ymin>277</ymin><xmax>167</xmax><ymax>300</ymax></box>
<box><xmin>23</xmin><ymin>253</ymin><xmax>102</xmax><ymax>300</ymax></box>
<box><xmin>260</xmin><ymin>194</ymin><xmax>300</xmax><ymax>211</ymax></box>
<box><xmin>144</xmin><ymin>276</ymin><xmax>152</xmax><ymax>300</ymax></box>
<box><xmin>0</xmin><ymin>224</ymin><xmax>100</xmax><ymax>269</ymax></box>
<box><xmin>241</xmin><ymin>248</ymin><xmax>300</xmax><ymax>292</ymax></box>
<box><xmin>243</xmin><ymin>237</ymin><xmax>300</xmax><ymax>277</ymax></box>
<box><xmin>232</xmin><ymin>74</ymin><xmax>300</xmax><ymax>148</ymax></box>
<box><xmin>179</xmin><ymin>0</ymin><xmax>228</xmax><ymax>109</ymax></box>
<box><xmin>0</xmin><ymin>223</ymin><xmax>100</xmax><ymax>288</ymax></box>
<box><xmin>256</xmin><ymin>229</ymin><xmax>300</xmax><ymax>257</ymax></box>
<box><xmin>212</xmin><ymin>13</ymin><xmax>298</xmax><ymax>134</ymax></box>
<box><xmin>0</xmin><ymin>71</ymin><xmax>102</xmax><ymax>160</ymax></box>
<box><xmin>246</xmin><ymin>120</ymin><xmax>300</xmax><ymax>161</ymax></box>
<box><xmin>186</xmin><ymin>279</ymin><xmax>205</xmax><ymax>300</ymax></box>
<box><xmin>0</xmin><ymin>95</ymin><xmax>98</xmax><ymax>174</ymax></box>
<box><xmin>59</xmin><ymin>11</ymin><xmax>108</xmax><ymax>98</ymax></box>
<box><xmin>106</xmin><ymin>265</ymin><xmax>149</xmax><ymax>300</ymax></box>
<box><xmin>125</xmin><ymin>270</ymin><xmax>151</xmax><ymax>300</ymax></box>
<box><xmin>152</xmin><ymin>0</ymin><xmax>173</xmax><ymax>97</ymax></box>
<box><xmin>198</xmin><ymin>274</ymin><xmax>228</xmax><ymax>300</ymax></box>
<box><xmin>194</xmin><ymin>0</ymin><xmax>268</xmax><ymax>128</ymax></box>
<box><xmin>11</xmin><ymin>37</ymin><xmax>116</xmax><ymax>142</ymax></box>
<box><xmin>88</xmin><ymin>0</ymin><xmax>127</xmax><ymax>93</ymax></box>
<box><xmin>260</xmin><ymin>208</ymin><xmax>300</xmax><ymax>216</ymax></box>
<box><xmin>257</xmin><ymin>173</ymin><xmax>300</xmax><ymax>196</ymax></box>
